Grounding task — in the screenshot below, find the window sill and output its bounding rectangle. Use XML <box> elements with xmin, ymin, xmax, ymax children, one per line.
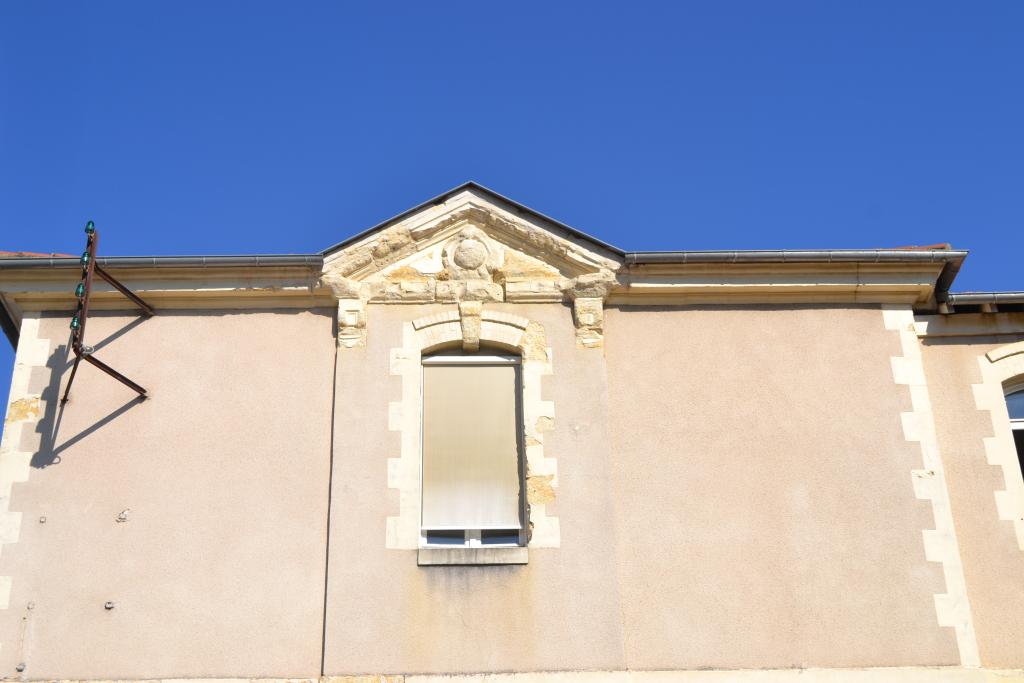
<box><xmin>417</xmin><ymin>546</ymin><xmax>528</xmax><ymax>566</ymax></box>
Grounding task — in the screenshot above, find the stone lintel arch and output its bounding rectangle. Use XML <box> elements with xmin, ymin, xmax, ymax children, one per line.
<box><xmin>972</xmin><ymin>339</ymin><xmax>1024</xmax><ymax>551</ymax></box>
<box><xmin>385</xmin><ymin>307</ymin><xmax>559</xmax><ymax>550</ymax></box>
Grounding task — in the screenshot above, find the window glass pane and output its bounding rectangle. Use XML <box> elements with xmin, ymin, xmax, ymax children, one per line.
<box><xmin>1007</xmin><ymin>390</ymin><xmax>1024</xmax><ymax>420</ymax></box>
<box><xmin>425</xmin><ymin>530</ymin><xmax>465</xmax><ymax>546</ymax></box>
<box><xmin>422</xmin><ymin>363</ymin><xmax>521</xmax><ymax>530</ymax></box>
<box><xmin>481</xmin><ymin>529</ymin><xmax>521</xmax><ymax>545</ymax></box>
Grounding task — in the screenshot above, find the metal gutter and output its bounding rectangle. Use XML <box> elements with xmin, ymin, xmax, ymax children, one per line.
<box><xmin>933</xmin><ymin>257</ymin><xmax>965</xmax><ymax>303</ymax></box>
<box><xmin>624</xmin><ymin>249</ymin><xmax>969</xmax><ymax>265</ymax></box>
<box><xmin>0</xmin><ymin>254</ymin><xmax>323</xmax><ymax>269</ymax></box>
<box><xmin>946</xmin><ymin>291</ymin><xmax>1024</xmax><ymax>305</ymax></box>
<box><xmin>320</xmin><ymin>181</ymin><xmax>625</xmax><ymax>256</ymax></box>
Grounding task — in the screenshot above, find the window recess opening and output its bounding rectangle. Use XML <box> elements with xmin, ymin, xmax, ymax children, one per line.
<box><xmin>419</xmin><ymin>353</ymin><xmax>528</xmax><ymax>563</ymax></box>
<box><xmin>1006</xmin><ymin>384</ymin><xmax>1024</xmax><ymax>481</ymax></box>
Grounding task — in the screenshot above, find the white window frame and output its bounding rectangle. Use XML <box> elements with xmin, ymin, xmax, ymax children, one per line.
<box><xmin>419</xmin><ymin>353</ymin><xmax>527</xmax><ymax>550</ymax></box>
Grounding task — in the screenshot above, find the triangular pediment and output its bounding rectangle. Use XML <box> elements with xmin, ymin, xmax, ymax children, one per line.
<box><xmin>321</xmin><ymin>184</ymin><xmax>623</xmax><ymax>297</ymax></box>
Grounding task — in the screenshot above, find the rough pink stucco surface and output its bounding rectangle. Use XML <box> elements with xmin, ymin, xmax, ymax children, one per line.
<box><xmin>602</xmin><ymin>305</ymin><xmax>958</xmax><ymax>670</ymax></box>
<box><xmin>0</xmin><ymin>309</ymin><xmax>335</xmax><ymax>679</ymax></box>
<box><xmin>4</xmin><ymin>302</ymin><xmax>1015</xmax><ymax>677</ymax></box>
<box><xmin>922</xmin><ymin>335</ymin><xmax>1024</xmax><ymax>668</ymax></box>
<box><xmin>322</xmin><ymin>303</ymin><xmax>626</xmax><ymax>675</ymax></box>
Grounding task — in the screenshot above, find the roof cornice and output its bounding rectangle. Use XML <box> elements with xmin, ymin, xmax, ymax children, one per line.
<box><xmin>0</xmin><ymin>254</ymin><xmax>322</xmax><ymax>269</ymax></box>
<box><xmin>0</xmin><ymin>184</ymin><xmax>1003</xmax><ymax>322</ymax></box>
<box><xmin>623</xmin><ymin>249</ymin><xmax>968</xmax><ymax>265</ymax></box>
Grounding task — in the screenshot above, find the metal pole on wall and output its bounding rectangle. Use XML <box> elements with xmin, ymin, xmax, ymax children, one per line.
<box><xmin>61</xmin><ymin>221</ymin><xmax>154</xmax><ymax>403</ymax></box>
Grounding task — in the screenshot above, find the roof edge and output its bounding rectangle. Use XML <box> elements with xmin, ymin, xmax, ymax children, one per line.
<box><xmin>320</xmin><ymin>181</ymin><xmax>626</xmax><ymax>256</ymax></box>
<box><xmin>0</xmin><ymin>255</ymin><xmax>323</xmax><ymax>269</ymax></box>
<box><xmin>0</xmin><ymin>249</ymin><xmax>968</xmax><ymax>271</ymax></box>
<box><xmin>946</xmin><ymin>291</ymin><xmax>1024</xmax><ymax>305</ymax></box>
<box><xmin>624</xmin><ymin>249</ymin><xmax>969</xmax><ymax>265</ymax></box>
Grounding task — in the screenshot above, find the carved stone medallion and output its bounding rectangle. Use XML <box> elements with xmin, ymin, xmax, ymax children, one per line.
<box><xmin>453</xmin><ymin>237</ymin><xmax>488</xmax><ymax>270</ymax></box>
<box><xmin>442</xmin><ymin>226</ymin><xmax>499</xmax><ymax>281</ymax></box>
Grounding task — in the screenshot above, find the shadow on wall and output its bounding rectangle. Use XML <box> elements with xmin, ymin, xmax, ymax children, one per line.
<box><xmin>919</xmin><ymin>335</ymin><xmax>1023</xmax><ymax>348</ymax></box>
<box><xmin>31</xmin><ymin>316</ymin><xmax>149</xmax><ymax>469</ymax></box>
<box><xmin>25</xmin><ymin>306</ymin><xmax>334</xmax><ymax>469</ymax></box>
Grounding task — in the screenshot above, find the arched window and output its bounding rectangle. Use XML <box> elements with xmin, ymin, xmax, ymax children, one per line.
<box><xmin>419</xmin><ymin>351</ymin><xmax>526</xmax><ymax>549</ymax></box>
<box><xmin>1006</xmin><ymin>385</ymin><xmax>1024</xmax><ymax>481</ymax></box>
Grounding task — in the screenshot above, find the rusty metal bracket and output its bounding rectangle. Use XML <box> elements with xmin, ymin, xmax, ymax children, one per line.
<box><xmin>61</xmin><ymin>222</ymin><xmax>153</xmax><ymax>403</ymax></box>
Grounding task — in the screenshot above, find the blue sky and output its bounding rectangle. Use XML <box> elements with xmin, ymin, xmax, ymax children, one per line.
<box><xmin>1</xmin><ymin>2</ymin><xmax>1023</xmax><ymax>423</ymax></box>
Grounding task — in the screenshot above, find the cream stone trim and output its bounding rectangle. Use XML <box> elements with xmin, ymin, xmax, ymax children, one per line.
<box><xmin>883</xmin><ymin>306</ymin><xmax>980</xmax><ymax>668</ymax></box>
<box><xmin>417</xmin><ymin>545</ymin><xmax>528</xmax><ymax>566</ymax></box>
<box><xmin>566</xmin><ymin>271</ymin><xmax>616</xmax><ymax>348</ymax></box>
<box><xmin>913</xmin><ymin>315</ymin><xmax>1024</xmax><ymax>339</ymax></box>
<box><xmin>319</xmin><ymin>190</ymin><xmax>614</xmax><ymax>351</ymax></box>
<box><xmin>971</xmin><ymin>341</ymin><xmax>1024</xmax><ymax>551</ymax></box>
<box><xmin>2</xmin><ymin>263</ymin><xmax>954</xmax><ymax>312</ymax></box>
<box><xmin>612</xmin><ymin>262</ymin><xmax>947</xmax><ymax>306</ymax></box>
<box><xmin>458</xmin><ymin>301</ymin><xmax>482</xmax><ymax>352</ymax></box>
<box><xmin>22</xmin><ymin>668</ymin><xmax>1024</xmax><ymax>683</ymax></box>
<box><xmin>323</xmin><ymin>189</ymin><xmax>620</xmax><ymax>281</ymax></box>
<box><xmin>2</xmin><ymin>266</ymin><xmax>327</xmax><ymax>313</ymax></box>
<box><xmin>986</xmin><ymin>340</ymin><xmax>1024</xmax><ymax>364</ymax></box>
<box><xmin>319</xmin><ymin>194</ymin><xmax>620</xmax><ymax>351</ymax></box>
<box><xmin>11</xmin><ymin>289</ymin><xmax>331</xmax><ymax>312</ymax></box>
<box><xmin>385</xmin><ymin>308</ymin><xmax>558</xmax><ymax>551</ymax></box>
<box><xmin>571</xmin><ymin>298</ymin><xmax>604</xmax><ymax>348</ymax></box>
<box><xmin>336</xmin><ymin>299</ymin><xmax>367</xmax><ymax>348</ymax></box>
<box><xmin>0</xmin><ymin>314</ymin><xmax>51</xmax><ymax>651</ymax></box>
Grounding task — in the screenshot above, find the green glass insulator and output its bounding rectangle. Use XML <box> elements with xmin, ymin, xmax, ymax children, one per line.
<box><xmin>84</xmin><ymin>220</ymin><xmax>95</xmax><ymax>235</ymax></box>
<box><xmin>70</xmin><ymin>315</ymin><xmax>80</xmax><ymax>330</ymax></box>
<box><xmin>80</xmin><ymin>251</ymin><xmax>90</xmax><ymax>265</ymax></box>
<box><xmin>75</xmin><ymin>282</ymin><xmax>85</xmax><ymax>298</ymax></box>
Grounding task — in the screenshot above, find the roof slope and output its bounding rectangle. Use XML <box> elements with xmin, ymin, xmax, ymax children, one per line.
<box><xmin>320</xmin><ymin>181</ymin><xmax>624</xmax><ymax>256</ymax></box>
<box><xmin>2</xmin><ymin>182</ymin><xmax>1013</xmax><ymax>311</ymax></box>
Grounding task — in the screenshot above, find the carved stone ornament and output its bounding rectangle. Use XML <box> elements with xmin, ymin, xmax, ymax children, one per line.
<box><xmin>572</xmin><ymin>297</ymin><xmax>605</xmax><ymax>349</ymax></box>
<box><xmin>336</xmin><ymin>298</ymin><xmax>366</xmax><ymax>348</ymax></box>
<box><xmin>458</xmin><ymin>300</ymin><xmax>482</xmax><ymax>352</ymax></box>
<box><xmin>566</xmin><ymin>269</ymin><xmax>617</xmax><ymax>348</ymax></box>
<box><xmin>319</xmin><ymin>195</ymin><xmax>627</xmax><ymax>350</ymax></box>
<box><xmin>442</xmin><ymin>226</ymin><xmax>500</xmax><ymax>281</ymax></box>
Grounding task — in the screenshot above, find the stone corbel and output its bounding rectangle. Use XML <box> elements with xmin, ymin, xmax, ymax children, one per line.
<box><xmin>566</xmin><ymin>269</ymin><xmax>617</xmax><ymax>348</ymax></box>
<box><xmin>572</xmin><ymin>298</ymin><xmax>604</xmax><ymax>348</ymax></box>
<box><xmin>320</xmin><ymin>272</ymin><xmax>368</xmax><ymax>348</ymax></box>
<box><xmin>337</xmin><ymin>298</ymin><xmax>367</xmax><ymax>348</ymax></box>
<box><xmin>458</xmin><ymin>300</ymin><xmax>482</xmax><ymax>352</ymax></box>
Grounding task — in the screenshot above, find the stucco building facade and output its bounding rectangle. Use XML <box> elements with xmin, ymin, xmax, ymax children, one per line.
<box><xmin>0</xmin><ymin>183</ymin><xmax>1022</xmax><ymax>682</ymax></box>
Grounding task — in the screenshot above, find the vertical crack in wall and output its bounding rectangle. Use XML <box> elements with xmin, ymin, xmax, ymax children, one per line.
<box><xmin>320</xmin><ymin>326</ymin><xmax>341</xmax><ymax>676</ymax></box>
<box><xmin>883</xmin><ymin>306</ymin><xmax>980</xmax><ymax>667</ymax></box>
